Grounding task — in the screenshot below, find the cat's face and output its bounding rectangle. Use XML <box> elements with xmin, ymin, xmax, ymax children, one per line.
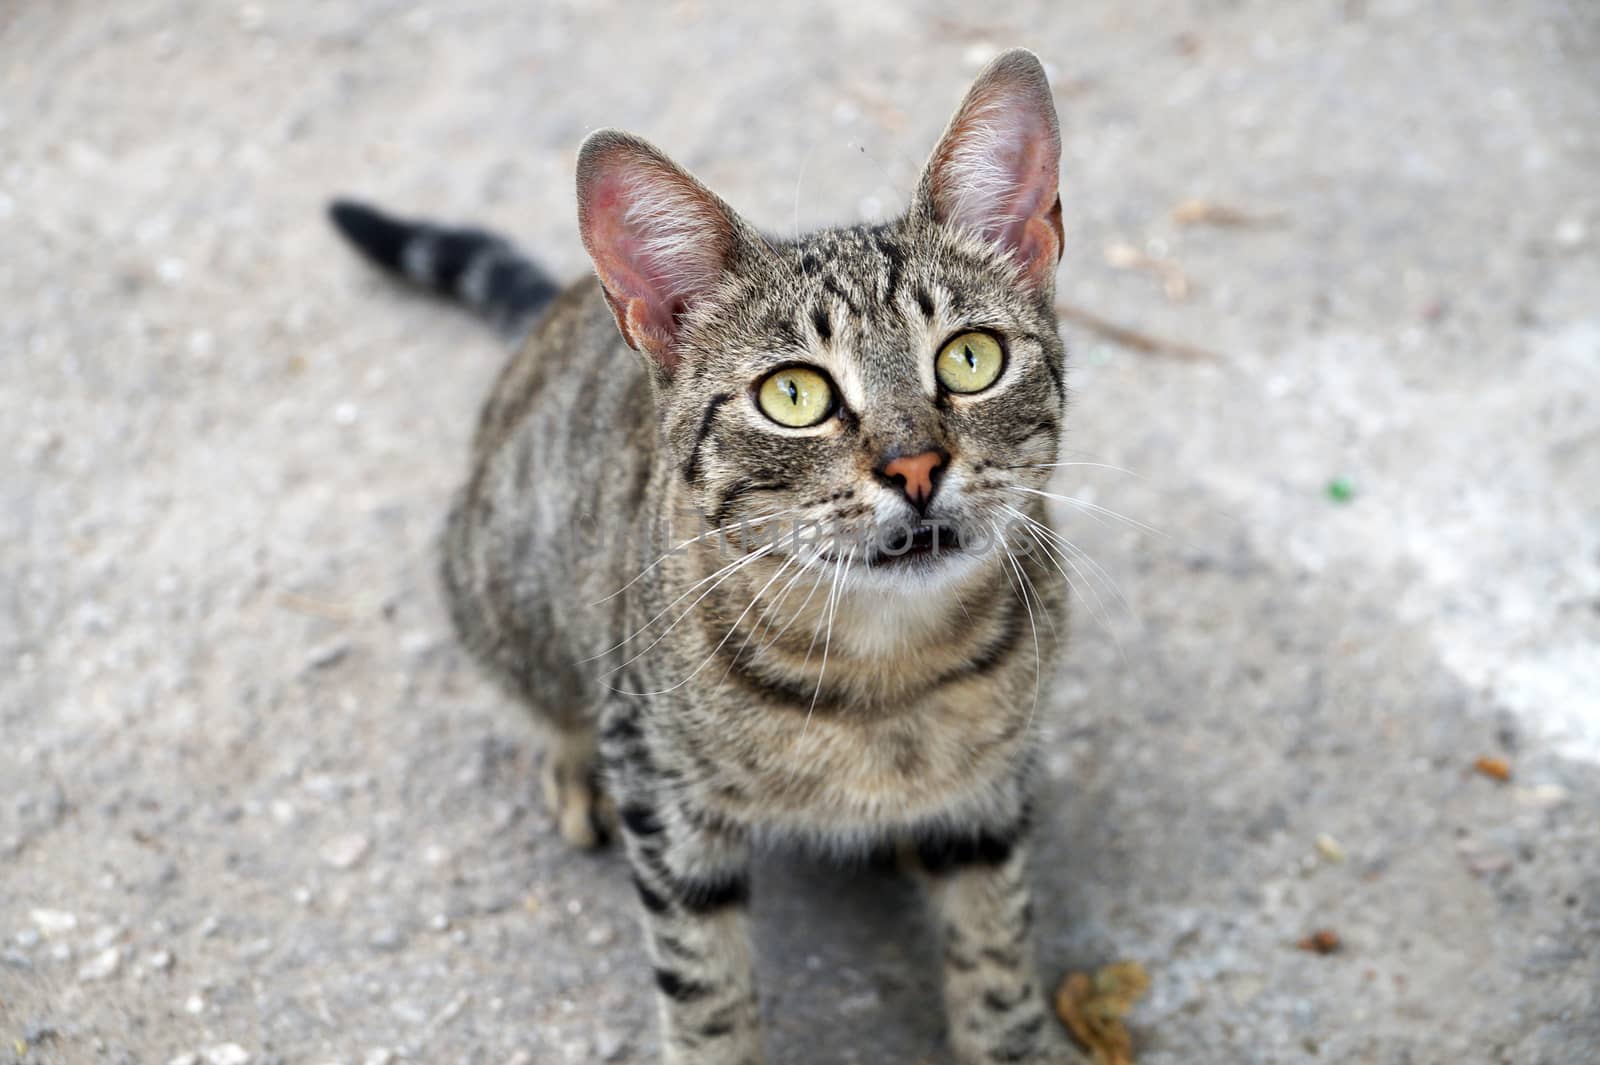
<box><xmin>660</xmin><ymin>221</ymin><xmax>1064</xmax><ymax>588</ymax></box>
<box><xmin>577</xmin><ymin>50</ymin><xmax>1065</xmax><ymax>589</ymax></box>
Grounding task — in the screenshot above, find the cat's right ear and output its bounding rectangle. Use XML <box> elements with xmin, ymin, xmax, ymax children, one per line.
<box><xmin>576</xmin><ymin>130</ymin><xmax>746</xmax><ymax>372</ymax></box>
<box><xmin>914</xmin><ymin>48</ymin><xmax>1064</xmax><ymax>292</ymax></box>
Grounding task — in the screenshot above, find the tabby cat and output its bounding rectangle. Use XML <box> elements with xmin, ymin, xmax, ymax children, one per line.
<box><xmin>331</xmin><ymin>48</ymin><xmax>1079</xmax><ymax>1065</ymax></box>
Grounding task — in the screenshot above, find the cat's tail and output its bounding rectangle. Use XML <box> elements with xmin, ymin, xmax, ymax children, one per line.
<box><xmin>327</xmin><ymin>199</ymin><xmax>561</xmax><ymax>342</ymax></box>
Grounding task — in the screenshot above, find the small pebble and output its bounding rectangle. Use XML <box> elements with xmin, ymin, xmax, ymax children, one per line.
<box><xmin>30</xmin><ymin>909</ymin><xmax>78</xmax><ymax>936</ymax></box>
<box><xmin>306</xmin><ymin>642</ymin><xmax>349</xmax><ymax>670</ymax></box>
<box><xmin>1554</xmin><ymin>216</ymin><xmax>1587</xmax><ymax>247</ymax></box>
<box><xmin>203</xmin><ymin>1045</ymin><xmax>251</xmax><ymax>1065</ymax></box>
<box><xmin>169</xmin><ymin>1055</ymin><xmax>199</xmax><ymax>1065</ymax></box>
<box><xmin>363</xmin><ymin>1050</ymin><xmax>394</xmax><ymax>1065</ymax></box>
<box><xmin>319</xmin><ymin>833</ymin><xmax>371</xmax><ymax>870</ymax></box>
<box><xmin>1515</xmin><ymin>784</ymin><xmax>1569</xmax><ymax>808</ymax></box>
<box><xmin>78</xmin><ymin>946</ymin><xmax>122</xmax><ymax>982</ymax></box>
<box><xmin>148</xmin><ymin>949</ymin><xmax>175</xmax><ymax>972</ymax></box>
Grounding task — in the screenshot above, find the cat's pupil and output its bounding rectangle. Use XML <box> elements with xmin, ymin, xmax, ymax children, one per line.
<box><xmin>963</xmin><ymin>344</ymin><xmax>976</xmax><ymax>370</ymax></box>
<box><xmin>785</xmin><ymin>379</ymin><xmax>798</xmax><ymax>404</ymax></box>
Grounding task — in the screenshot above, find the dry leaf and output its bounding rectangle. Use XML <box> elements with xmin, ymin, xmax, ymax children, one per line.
<box><xmin>1473</xmin><ymin>756</ymin><xmax>1512</xmax><ymax>782</ymax></box>
<box><xmin>1171</xmin><ymin>198</ymin><xmax>1288</xmax><ymax>228</ymax></box>
<box><xmin>1053</xmin><ymin>960</ymin><xmax>1150</xmax><ymax>1065</ymax></box>
<box><xmin>1296</xmin><ymin>929</ymin><xmax>1341</xmax><ymax>955</ymax></box>
<box><xmin>1101</xmin><ymin>241</ymin><xmax>1190</xmax><ymax>301</ymax></box>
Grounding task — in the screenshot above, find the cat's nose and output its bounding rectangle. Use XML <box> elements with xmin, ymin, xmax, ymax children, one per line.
<box><xmin>877</xmin><ymin>448</ymin><xmax>947</xmax><ymax>513</ymax></box>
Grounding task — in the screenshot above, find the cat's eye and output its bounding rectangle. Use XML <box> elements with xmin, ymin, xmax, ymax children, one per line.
<box><xmin>935</xmin><ymin>331</ymin><xmax>1004</xmax><ymax>394</ymax></box>
<box><xmin>756</xmin><ymin>366</ymin><xmax>835</xmax><ymax>428</ymax></box>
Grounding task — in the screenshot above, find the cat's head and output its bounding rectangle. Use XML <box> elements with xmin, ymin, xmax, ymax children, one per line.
<box><xmin>577</xmin><ymin>49</ymin><xmax>1065</xmax><ymax>588</ymax></box>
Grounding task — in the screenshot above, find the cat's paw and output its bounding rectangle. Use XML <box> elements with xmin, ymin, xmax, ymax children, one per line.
<box><xmin>539</xmin><ymin>737</ymin><xmax>611</xmax><ymax>849</ymax></box>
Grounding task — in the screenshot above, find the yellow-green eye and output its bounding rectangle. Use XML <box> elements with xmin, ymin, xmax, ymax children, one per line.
<box><xmin>757</xmin><ymin>366</ymin><xmax>834</xmax><ymax>428</ymax></box>
<box><xmin>935</xmin><ymin>331</ymin><xmax>1004</xmax><ymax>394</ymax></box>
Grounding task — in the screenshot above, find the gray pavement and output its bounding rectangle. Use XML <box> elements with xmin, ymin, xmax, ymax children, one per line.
<box><xmin>3</xmin><ymin>2</ymin><xmax>1598</xmax><ymax>1063</ymax></box>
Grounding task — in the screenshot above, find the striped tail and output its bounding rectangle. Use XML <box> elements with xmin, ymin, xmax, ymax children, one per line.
<box><xmin>328</xmin><ymin>199</ymin><xmax>560</xmax><ymax>342</ymax></box>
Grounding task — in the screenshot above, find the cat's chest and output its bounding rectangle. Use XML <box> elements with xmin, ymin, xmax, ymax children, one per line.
<box><xmin>666</xmin><ymin>645</ymin><xmax>1042</xmax><ymax>835</ymax></box>
<box><xmin>631</xmin><ymin>554</ymin><xmax>1061</xmax><ymax>833</ymax></box>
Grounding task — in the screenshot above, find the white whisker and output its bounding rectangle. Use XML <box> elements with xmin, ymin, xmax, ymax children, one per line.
<box><xmin>994</xmin><ymin>526</ymin><xmax>1042</xmax><ymax>736</ymax></box>
<box><xmin>1000</xmin><ymin>502</ymin><xmax>1127</xmax><ymax>664</ymax></box>
<box><xmin>623</xmin><ymin>553</ymin><xmax>798</xmax><ymax>697</ymax></box>
<box><xmin>1006</xmin><ymin>460</ymin><xmax>1137</xmax><ymax>477</ymax></box>
<box><xmin>1004</xmin><ymin>486</ymin><xmax>1167</xmax><ymax>539</ymax></box>
<box><xmin>800</xmin><ymin>547</ymin><xmax>852</xmax><ymax>738</ymax></box>
<box><xmin>591</xmin><ymin>507</ymin><xmax>797</xmax><ymax>607</ymax></box>
<box><xmin>593</xmin><ymin>541</ymin><xmax>777</xmax><ymax>672</ymax></box>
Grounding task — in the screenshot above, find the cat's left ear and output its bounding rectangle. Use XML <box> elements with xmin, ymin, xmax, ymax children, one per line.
<box><xmin>915</xmin><ymin>48</ymin><xmax>1064</xmax><ymax>291</ymax></box>
<box><xmin>577</xmin><ymin>130</ymin><xmax>757</xmax><ymax>372</ymax></box>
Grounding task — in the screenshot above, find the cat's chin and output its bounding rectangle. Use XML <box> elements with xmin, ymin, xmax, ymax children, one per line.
<box><xmin>866</xmin><ymin>523</ymin><xmax>962</xmax><ymax>568</ymax></box>
<box><xmin>850</xmin><ymin>538</ymin><xmax>992</xmax><ymax>594</ymax></box>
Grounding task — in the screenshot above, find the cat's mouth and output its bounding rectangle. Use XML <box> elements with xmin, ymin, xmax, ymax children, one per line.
<box><xmin>866</xmin><ymin>523</ymin><xmax>963</xmax><ymax>568</ymax></box>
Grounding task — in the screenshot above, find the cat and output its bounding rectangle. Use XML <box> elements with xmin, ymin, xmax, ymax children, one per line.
<box><xmin>330</xmin><ymin>48</ymin><xmax>1078</xmax><ymax>1065</ymax></box>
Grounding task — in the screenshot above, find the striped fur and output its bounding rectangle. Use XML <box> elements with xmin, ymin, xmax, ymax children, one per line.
<box><xmin>329</xmin><ymin>199</ymin><xmax>560</xmax><ymax>341</ymax></box>
<box><xmin>336</xmin><ymin>49</ymin><xmax>1084</xmax><ymax>1064</ymax></box>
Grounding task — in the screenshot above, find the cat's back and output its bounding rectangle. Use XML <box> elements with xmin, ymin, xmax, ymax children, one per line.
<box><xmin>440</xmin><ymin>274</ymin><xmax>655</xmax><ymax>703</ymax></box>
<box><xmin>471</xmin><ymin>274</ymin><xmax>647</xmax><ymax>463</ymax></box>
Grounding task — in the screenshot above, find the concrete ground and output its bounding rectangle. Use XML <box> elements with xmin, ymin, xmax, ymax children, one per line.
<box><xmin>3</xmin><ymin>1</ymin><xmax>1598</xmax><ymax>1063</ymax></box>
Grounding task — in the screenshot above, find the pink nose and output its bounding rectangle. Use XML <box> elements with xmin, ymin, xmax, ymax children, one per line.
<box><xmin>879</xmin><ymin>449</ymin><xmax>945</xmax><ymax>510</ymax></box>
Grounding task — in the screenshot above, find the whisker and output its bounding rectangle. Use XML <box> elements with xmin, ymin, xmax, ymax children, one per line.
<box><xmin>594</xmin><ymin>541</ymin><xmax>777</xmax><ymax>673</ymax></box>
<box><xmin>590</xmin><ymin>507</ymin><xmax>797</xmax><ymax>606</ymax></box>
<box><xmin>994</xmin><ymin>527</ymin><xmax>1042</xmax><ymax>736</ymax></box>
<box><xmin>1001</xmin><ymin>519</ymin><xmax>1065</xmax><ymax>643</ymax></box>
<box><xmin>621</xmin><ymin>553</ymin><xmax>798</xmax><ymax>697</ymax></box>
<box><xmin>1004</xmin><ymin>486</ymin><xmax>1167</xmax><ymax>539</ymax></box>
<box><xmin>801</xmin><ymin>547</ymin><xmax>852</xmax><ymax>738</ymax></box>
<box><xmin>1006</xmin><ymin>536</ymin><xmax>1058</xmax><ymax>643</ymax></box>
<box><xmin>756</xmin><ymin>546</ymin><xmax>833</xmax><ymax>655</ymax></box>
<box><xmin>1000</xmin><ymin>502</ymin><xmax>1134</xmax><ymax>621</ymax></box>
<box><xmin>1000</xmin><ymin>503</ymin><xmax>1128</xmax><ymax>664</ymax></box>
<box><xmin>1004</xmin><ymin>461</ymin><xmax>1138</xmax><ymax>477</ymax></box>
<box><xmin>707</xmin><ymin>542</ymin><xmax>832</xmax><ymax>699</ymax></box>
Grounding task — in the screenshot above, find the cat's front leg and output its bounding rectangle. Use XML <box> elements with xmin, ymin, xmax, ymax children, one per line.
<box><xmin>610</xmin><ymin>754</ymin><xmax>763</xmax><ymax>1064</ymax></box>
<box><xmin>916</xmin><ymin>820</ymin><xmax>1084</xmax><ymax>1065</ymax></box>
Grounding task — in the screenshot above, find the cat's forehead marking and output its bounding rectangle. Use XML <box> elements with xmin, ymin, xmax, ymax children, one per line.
<box><xmin>760</xmin><ymin>224</ymin><xmax>939</xmax><ymax>402</ymax></box>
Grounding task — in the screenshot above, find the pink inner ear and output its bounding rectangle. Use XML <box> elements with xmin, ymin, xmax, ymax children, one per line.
<box><xmin>586</xmin><ymin>176</ymin><xmax>678</xmax><ymax>338</ymax></box>
<box><xmin>579</xmin><ymin>156</ymin><xmax>735</xmax><ymax>364</ymax></box>
<box><xmin>929</xmin><ymin>79</ymin><xmax>1062</xmax><ymax>280</ymax></box>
